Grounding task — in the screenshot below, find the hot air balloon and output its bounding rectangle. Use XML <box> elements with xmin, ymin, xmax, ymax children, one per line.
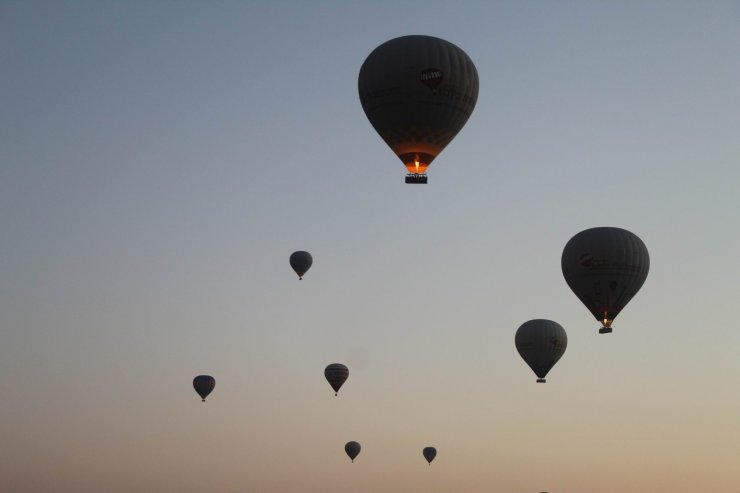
<box><xmin>193</xmin><ymin>375</ymin><xmax>215</xmax><ymax>402</ymax></box>
<box><xmin>324</xmin><ymin>363</ymin><xmax>349</xmax><ymax>396</ymax></box>
<box><xmin>345</xmin><ymin>441</ymin><xmax>361</xmax><ymax>463</ymax></box>
<box><xmin>422</xmin><ymin>446</ymin><xmax>437</xmax><ymax>465</ymax></box>
<box><xmin>562</xmin><ymin>227</ymin><xmax>649</xmax><ymax>333</ymax></box>
<box><xmin>290</xmin><ymin>251</ymin><xmax>312</xmax><ymax>280</ymax></box>
<box><xmin>358</xmin><ymin>35</ymin><xmax>479</xmax><ymax>184</ymax></box>
<box><xmin>515</xmin><ymin>320</ymin><xmax>567</xmax><ymax>383</ymax></box>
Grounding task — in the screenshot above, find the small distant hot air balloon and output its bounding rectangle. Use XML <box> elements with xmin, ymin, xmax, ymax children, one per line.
<box><xmin>324</xmin><ymin>363</ymin><xmax>349</xmax><ymax>396</ymax></box>
<box><xmin>422</xmin><ymin>446</ymin><xmax>437</xmax><ymax>465</ymax></box>
<box><xmin>290</xmin><ymin>251</ymin><xmax>313</xmax><ymax>280</ymax></box>
<box><xmin>562</xmin><ymin>227</ymin><xmax>649</xmax><ymax>333</ymax></box>
<box><xmin>515</xmin><ymin>320</ymin><xmax>568</xmax><ymax>383</ymax></box>
<box><xmin>359</xmin><ymin>35</ymin><xmax>479</xmax><ymax>184</ymax></box>
<box><xmin>193</xmin><ymin>375</ymin><xmax>215</xmax><ymax>402</ymax></box>
<box><xmin>345</xmin><ymin>441</ymin><xmax>361</xmax><ymax>463</ymax></box>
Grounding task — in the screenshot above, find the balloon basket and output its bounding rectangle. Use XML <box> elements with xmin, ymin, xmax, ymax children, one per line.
<box><xmin>599</xmin><ymin>326</ymin><xmax>613</xmax><ymax>334</ymax></box>
<box><xmin>405</xmin><ymin>174</ymin><xmax>428</xmax><ymax>184</ymax></box>
<box><xmin>536</xmin><ymin>378</ymin><xmax>546</xmax><ymax>383</ymax></box>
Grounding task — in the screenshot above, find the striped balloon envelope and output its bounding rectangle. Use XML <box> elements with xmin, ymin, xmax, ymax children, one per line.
<box><xmin>562</xmin><ymin>227</ymin><xmax>649</xmax><ymax>333</ymax></box>
<box><xmin>515</xmin><ymin>320</ymin><xmax>568</xmax><ymax>383</ymax></box>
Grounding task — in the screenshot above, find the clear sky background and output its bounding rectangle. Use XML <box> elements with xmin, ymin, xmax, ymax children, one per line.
<box><xmin>2</xmin><ymin>1</ymin><xmax>739</xmax><ymax>492</ymax></box>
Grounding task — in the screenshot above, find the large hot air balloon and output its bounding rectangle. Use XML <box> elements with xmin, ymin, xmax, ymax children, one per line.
<box><xmin>193</xmin><ymin>375</ymin><xmax>215</xmax><ymax>402</ymax></box>
<box><xmin>289</xmin><ymin>251</ymin><xmax>312</xmax><ymax>280</ymax></box>
<box><xmin>515</xmin><ymin>320</ymin><xmax>567</xmax><ymax>383</ymax></box>
<box><xmin>562</xmin><ymin>227</ymin><xmax>649</xmax><ymax>333</ymax></box>
<box><xmin>422</xmin><ymin>446</ymin><xmax>437</xmax><ymax>465</ymax></box>
<box><xmin>324</xmin><ymin>363</ymin><xmax>349</xmax><ymax>396</ymax></box>
<box><xmin>345</xmin><ymin>441</ymin><xmax>361</xmax><ymax>463</ymax></box>
<box><xmin>358</xmin><ymin>35</ymin><xmax>479</xmax><ymax>184</ymax></box>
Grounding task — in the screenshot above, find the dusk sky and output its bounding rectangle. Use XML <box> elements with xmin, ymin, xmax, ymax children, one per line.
<box><xmin>2</xmin><ymin>2</ymin><xmax>739</xmax><ymax>492</ymax></box>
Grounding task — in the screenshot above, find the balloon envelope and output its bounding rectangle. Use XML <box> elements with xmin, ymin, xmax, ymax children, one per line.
<box><xmin>423</xmin><ymin>446</ymin><xmax>437</xmax><ymax>464</ymax></box>
<box><xmin>562</xmin><ymin>227</ymin><xmax>649</xmax><ymax>333</ymax></box>
<box><xmin>515</xmin><ymin>320</ymin><xmax>567</xmax><ymax>383</ymax></box>
<box><xmin>193</xmin><ymin>375</ymin><xmax>215</xmax><ymax>402</ymax></box>
<box><xmin>289</xmin><ymin>251</ymin><xmax>313</xmax><ymax>279</ymax></box>
<box><xmin>345</xmin><ymin>441</ymin><xmax>361</xmax><ymax>462</ymax></box>
<box><xmin>359</xmin><ymin>35</ymin><xmax>479</xmax><ymax>181</ymax></box>
<box><xmin>324</xmin><ymin>363</ymin><xmax>349</xmax><ymax>396</ymax></box>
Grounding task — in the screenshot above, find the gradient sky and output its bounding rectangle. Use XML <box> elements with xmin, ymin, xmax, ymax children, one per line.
<box><xmin>2</xmin><ymin>1</ymin><xmax>740</xmax><ymax>492</ymax></box>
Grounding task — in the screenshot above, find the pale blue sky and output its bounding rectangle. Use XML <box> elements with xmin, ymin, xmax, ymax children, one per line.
<box><xmin>2</xmin><ymin>2</ymin><xmax>739</xmax><ymax>492</ymax></box>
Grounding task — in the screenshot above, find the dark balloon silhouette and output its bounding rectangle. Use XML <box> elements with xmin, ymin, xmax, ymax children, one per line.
<box><xmin>324</xmin><ymin>363</ymin><xmax>349</xmax><ymax>396</ymax></box>
<box><xmin>289</xmin><ymin>251</ymin><xmax>313</xmax><ymax>280</ymax></box>
<box><xmin>359</xmin><ymin>35</ymin><xmax>479</xmax><ymax>184</ymax></box>
<box><xmin>193</xmin><ymin>375</ymin><xmax>215</xmax><ymax>402</ymax></box>
<box><xmin>515</xmin><ymin>320</ymin><xmax>568</xmax><ymax>383</ymax></box>
<box><xmin>562</xmin><ymin>227</ymin><xmax>649</xmax><ymax>333</ymax></box>
<box><xmin>423</xmin><ymin>446</ymin><xmax>437</xmax><ymax>465</ymax></box>
<box><xmin>345</xmin><ymin>441</ymin><xmax>361</xmax><ymax>463</ymax></box>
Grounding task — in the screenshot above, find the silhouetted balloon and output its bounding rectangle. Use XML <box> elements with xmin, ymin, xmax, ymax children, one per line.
<box><xmin>345</xmin><ymin>441</ymin><xmax>361</xmax><ymax>462</ymax></box>
<box><xmin>324</xmin><ymin>363</ymin><xmax>349</xmax><ymax>396</ymax></box>
<box><xmin>289</xmin><ymin>251</ymin><xmax>313</xmax><ymax>280</ymax></box>
<box><xmin>423</xmin><ymin>446</ymin><xmax>437</xmax><ymax>465</ymax></box>
<box><xmin>359</xmin><ymin>35</ymin><xmax>479</xmax><ymax>183</ymax></box>
<box><xmin>193</xmin><ymin>375</ymin><xmax>215</xmax><ymax>402</ymax></box>
<box><xmin>562</xmin><ymin>227</ymin><xmax>649</xmax><ymax>333</ymax></box>
<box><xmin>515</xmin><ymin>320</ymin><xmax>567</xmax><ymax>383</ymax></box>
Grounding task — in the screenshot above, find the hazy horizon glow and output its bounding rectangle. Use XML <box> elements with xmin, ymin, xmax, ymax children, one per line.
<box><xmin>1</xmin><ymin>2</ymin><xmax>739</xmax><ymax>492</ymax></box>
